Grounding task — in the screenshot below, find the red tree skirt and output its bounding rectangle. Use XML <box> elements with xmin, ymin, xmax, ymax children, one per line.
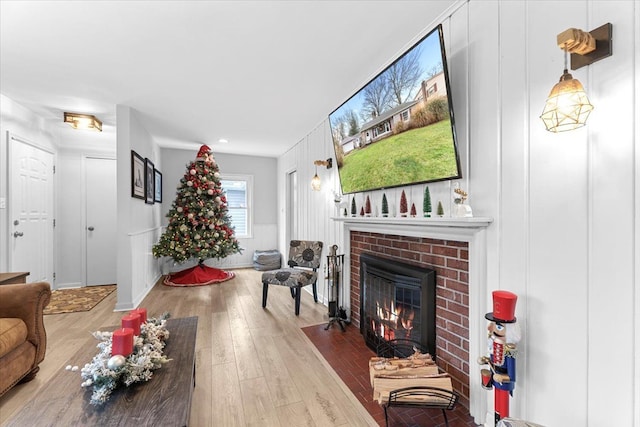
<box><xmin>163</xmin><ymin>264</ymin><xmax>235</xmax><ymax>287</ymax></box>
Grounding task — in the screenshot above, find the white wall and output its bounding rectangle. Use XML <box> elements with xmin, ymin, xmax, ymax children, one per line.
<box><xmin>115</xmin><ymin>105</ymin><xmax>163</xmax><ymax>310</ymax></box>
<box><xmin>160</xmin><ymin>148</ymin><xmax>278</xmax><ymax>271</ymax></box>
<box><xmin>279</xmin><ymin>1</ymin><xmax>639</xmax><ymax>425</ymax></box>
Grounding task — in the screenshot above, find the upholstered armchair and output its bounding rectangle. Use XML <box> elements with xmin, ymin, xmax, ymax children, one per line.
<box><xmin>0</xmin><ymin>281</ymin><xmax>51</xmax><ymax>397</ymax></box>
<box><xmin>261</xmin><ymin>240</ymin><xmax>323</xmax><ymax>315</ymax></box>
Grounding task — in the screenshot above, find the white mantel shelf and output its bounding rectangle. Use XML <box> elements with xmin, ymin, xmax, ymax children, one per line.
<box><xmin>335</xmin><ymin>214</ymin><xmax>492</xmax><ymax>424</ymax></box>
<box><xmin>333</xmin><ymin>216</ymin><xmax>493</xmax><ymax>242</ymax></box>
<box><xmin>332</xmin><ymin>216</ymin><xmax>493</xmax><ymax>227</ymax></box>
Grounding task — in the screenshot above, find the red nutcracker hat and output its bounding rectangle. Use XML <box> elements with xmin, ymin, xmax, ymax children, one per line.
<box><xmin>485</xmin><ymin>290</ymin><xmax>517</xmax><ymax>323</ymax></box>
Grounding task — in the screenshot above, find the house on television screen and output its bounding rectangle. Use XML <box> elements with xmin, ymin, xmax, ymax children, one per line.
<box><xmin>359</xmin><ymin>72</ymin><xmax>449</xmax><ymax>147</ymax></box>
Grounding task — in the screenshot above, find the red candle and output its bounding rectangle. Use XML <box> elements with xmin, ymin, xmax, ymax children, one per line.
<box><xmin>131</xmin><ymin>308</ymin><xmax>147</xmax><ymax>323</ymax></box>
<box><xmin>112</xmin><ymin>328</ymin><xmax>134</xmax><ymax>356</ymax></box>
<box><xmin>121</xmin><ymin>313</ymin><xmax>141</xmax><ymax>336</ymax></box>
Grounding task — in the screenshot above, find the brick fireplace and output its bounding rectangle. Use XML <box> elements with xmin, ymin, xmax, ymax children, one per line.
<box><xmin>350</xmin><ymin>231</ymin><xmax>471</xmax><ymax>408</ymax></box>
<box><xmin>335</xmin><ymin>216</ymin><xmax>492</xmax><ymax>424</ymax></box>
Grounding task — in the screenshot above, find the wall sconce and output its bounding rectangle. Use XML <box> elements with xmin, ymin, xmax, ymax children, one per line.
<box><xmin>311</xmin><ymin>158</ymin><xmax>332</xmax><ymax>191</ymax></box>
<box><xmin>540</xmin><ymin>23</ymin><xmax>612</xmax><ymax>132</ymax></box>
<box><xmin>64</xmin><ymin>112</ymin><xmax>103</xmax><ymax>132</ymax></box>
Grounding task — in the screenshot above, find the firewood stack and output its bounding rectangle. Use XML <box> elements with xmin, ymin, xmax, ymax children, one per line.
<box><xmin>369</xmin><ymin>349</ymin><xmax>453</xmax><ymax>405</ymax></box>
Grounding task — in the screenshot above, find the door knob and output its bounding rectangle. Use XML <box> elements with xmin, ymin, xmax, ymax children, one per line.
<box><xmin>88</xmin><ymin>226</ymin><xmax>95</xmax><ymax>231</ymax></box>
<box><xmin>13</xmin><ymin>231</ymin><xmax>24</xmax><ymax>238</ymax></box>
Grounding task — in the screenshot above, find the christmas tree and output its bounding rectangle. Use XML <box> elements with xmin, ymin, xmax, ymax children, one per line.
<box><xmin>410</xmin><ymin>203</ymin><xmax>417</xmax><ymax>217</ymax></box>
<box><xmin>365</xmin><ymin>196</ymin><xmax>372</xmax><ymax>216</ymax></box>
<box><xmin>381</xmin><ymin>193</ymin><xmax>389</xmax><ymax>217</ymax></box>
<box><xmin>437</xmin><ymin>201</ymin><xmax>445</xmax><ymax>217</ymax></box>
<box><xmin>152</xmin><ymin>145</ymin><xmax>242</xmax><ymax>285</ymax></box>
<box><xmin>423</xmin><ymin>186</ymin><xmax>432</xmax><ymax>217</ymax></box>
<box><xmin>351</xmin><ymin>197</ymin><xmax>357</xmax><ymax>217</ymax></box>
<box><xmin>399</xmin><ymin>190</ymin><xmax>408</xmax><ymax>217</ymax></box>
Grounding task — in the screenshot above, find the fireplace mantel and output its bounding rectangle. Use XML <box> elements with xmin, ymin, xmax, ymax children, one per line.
<box><xmin>334</xmin><ymin>215</ymin><xmax>493</xmax><ymax>424</ymax></box>
<box><xmin>333</xmin><ymin>216</ymin><xmax>493</xmax><ymax>239</ymax></box>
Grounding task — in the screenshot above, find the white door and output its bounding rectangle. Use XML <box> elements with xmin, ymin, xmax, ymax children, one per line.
<box><xmin>9</xmin><ymin>133</ymin><xmax>54</xmax><ymax>284</ymax></box>
<box><xmin>85</xmin><ymin>157</ymin><xmax>117</xmax><ymax>286</ymax></box>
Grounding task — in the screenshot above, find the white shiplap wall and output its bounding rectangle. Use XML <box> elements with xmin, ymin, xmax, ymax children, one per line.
<box><xmin>278</xmin><ymin>1</ymin><xmax>639</xmax><ymax>425</ymax></box>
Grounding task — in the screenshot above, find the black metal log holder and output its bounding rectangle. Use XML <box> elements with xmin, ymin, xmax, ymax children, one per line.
<box><xmin>325</xmin><ymin>244</ymin><xmax>346</xmax><ymax>331</ymax></box>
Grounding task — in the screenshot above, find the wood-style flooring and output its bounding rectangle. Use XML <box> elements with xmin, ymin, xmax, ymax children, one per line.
<box><xmin>0</xmin><ymin>269</ymin><xmax>376</xmax><ymax>427</ymax></box>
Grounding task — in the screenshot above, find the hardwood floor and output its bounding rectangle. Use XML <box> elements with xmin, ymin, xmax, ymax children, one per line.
<box><xmin>0</xmin><ymin>269</ymin><xmax>376</xmax><ymax>427</ymax></box>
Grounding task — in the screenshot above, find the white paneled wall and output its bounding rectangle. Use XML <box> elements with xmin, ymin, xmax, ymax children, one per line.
<box><xmin>279</xmin><ymin>1</ymin><xmax>639</xmax><ymax>425</ymax></box>
<box><xmin>126</xmin><ymin>227</ymin><xmax>163</xmax><ymax>310</ymax></box>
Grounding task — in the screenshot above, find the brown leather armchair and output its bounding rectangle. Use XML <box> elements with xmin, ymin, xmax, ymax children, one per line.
<box><xmin>0</xmin><ymin>282</ymin><xmax>51</xmax><ymax>397</ymax></box>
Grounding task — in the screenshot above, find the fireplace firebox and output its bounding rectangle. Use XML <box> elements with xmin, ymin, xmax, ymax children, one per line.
<box><xmin>360</xmin><ymin>253</ymin><xmax>436</xmax><ymax>357</ymax></box>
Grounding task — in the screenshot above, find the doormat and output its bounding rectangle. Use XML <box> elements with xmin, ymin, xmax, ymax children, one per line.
<box><xmin>44</xmin><ymin>284</ymin><xmax>116</xmax><ymax>315</ymax></box>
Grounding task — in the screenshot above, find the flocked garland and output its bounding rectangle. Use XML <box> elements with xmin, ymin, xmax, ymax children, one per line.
<box><xmin>74</xmin><ymin>313</ymin><xmax>172</xmax><ymax>406</ymax></box>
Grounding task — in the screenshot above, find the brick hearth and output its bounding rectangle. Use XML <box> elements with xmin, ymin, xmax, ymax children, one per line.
<box><xmin>349</xmin><ymin>231</ymin><xmax>471</xmax><ymax>409</ymax></box>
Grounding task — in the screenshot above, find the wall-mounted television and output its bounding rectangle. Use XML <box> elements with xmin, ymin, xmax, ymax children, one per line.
<box><xmin>330</xmin><ymin>24</ymin><xmax>461</xmax><ymax>195</ymax></box>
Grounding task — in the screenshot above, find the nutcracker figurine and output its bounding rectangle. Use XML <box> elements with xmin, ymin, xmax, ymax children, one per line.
<box><xmin>479</xmin><ymin>290</ymin><xmax>521</xmax><ymax>425</ymax></box>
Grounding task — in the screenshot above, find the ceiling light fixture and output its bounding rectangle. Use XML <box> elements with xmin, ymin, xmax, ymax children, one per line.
<box><xmin>311</xmin><ymin>158</ymin><xmax>332</xmax><ymax>191</ymax></box>
<box><xmin>540</xmin><ymin>23</ymin><xmax>612</xmax><ymax>133</ymax></box>
<box><xmin>64</xmin><ymin>112</ymin><xmax>102</xmax><ymax>132</ymax></box>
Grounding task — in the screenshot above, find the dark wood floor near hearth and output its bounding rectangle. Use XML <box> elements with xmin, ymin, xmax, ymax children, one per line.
<box><xmin>302</xmin><ymin>322</ymin><xmax>478</xmax><ymax>427</ymax></box>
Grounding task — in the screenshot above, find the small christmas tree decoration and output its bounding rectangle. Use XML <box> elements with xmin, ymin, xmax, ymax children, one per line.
<box><xmin>343</xmin><ymin>208</ymin><xmax>348</xmax><ymax>217</ymax></box>
<box><xmin>152</xmin><ymin>145</ymin><xmax>242</xmax><ymax>286</ymax></box>
<box><xmin>360</xmin><ymin>206</ymin><xmax>365</xmax><ymax>216</ymax></box>
<box><xmin>381</xmin><ymin>193</ymin><xmax>389</xmax><ymax>217</ymax></box>
<box><xmin>437</xmin><ymin>201</ymin><xmax>445</xmax><ymax>217</ymax></box>
<box><xmin>351</xmin><ymin>197</ymin><xmax>357</xmax><ymax>217</ymax></box>
<box><xmin>410</xmin><ymin>203</ymin><xmax>417</xmax><ymax>217</ymax></box>
<box><xmin>423</xmin><ymin>186</ymin><xmax>432</xmax><ymax>217</ymax></box>
<box><xmin>399</xmin><ymin>190</ymin><xmax>408</xmax><ymax>217</ymax></box>
<box><xmin>365</xmin><ymin>196</ymin><xmax>372</xmax><ymax>216</ymax></box>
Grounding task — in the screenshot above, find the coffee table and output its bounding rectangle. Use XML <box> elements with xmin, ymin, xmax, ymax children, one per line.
<box><xmin>5</xmin><ymin>316</ymin><xmax>198</xmax><ymax>427</ymax></box>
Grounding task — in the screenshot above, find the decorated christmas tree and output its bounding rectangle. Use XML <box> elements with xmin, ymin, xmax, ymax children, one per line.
<box><xmin>399</xmin><ymin>190</ymin><xmax>408</xmax><ymax>217</ymax></box>
<box><xmin>423</xmin><ymin>186</ymin><xmax>432</xmax><ymax>217</ymax></box>
<box><xmin>381</xmin><ymin>193</ymin><xmax>389</xmax><ymax>217</ymax></box>
<box><xmin>152</xmin><ymin>145</ymin><xmax>242</xmax><ymax>286</ymax></box>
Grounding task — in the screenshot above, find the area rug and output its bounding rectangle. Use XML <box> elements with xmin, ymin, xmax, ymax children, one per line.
<box><xmin>163</xmin><ymin>264</ymin><xmax>235</xmax><ymax>287</ymax></box>
<box><xmin>44</xmin><ymin>284</ymin><xmax>117</xmax><ymax>315</ymax></box>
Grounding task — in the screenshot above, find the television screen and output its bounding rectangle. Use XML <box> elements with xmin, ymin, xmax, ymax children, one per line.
<box><xmin>330</xmin><ymin>24</ymin><xmax>461</xmax><ymax>195</ymax></box>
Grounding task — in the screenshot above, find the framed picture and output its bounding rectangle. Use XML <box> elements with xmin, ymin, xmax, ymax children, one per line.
<box><xmin>145</xmin><ymin>158</ymin><xmax>155</xmax><ymax>204</ymax></box>
<box><xmin>131</xmin><ymin>150</ymin><xmax>145</xmax><ymax>199</ymax></box>
<box><xmin>154</xmin><ymin>169</ymin><xmax>162</xmax><ymax>203</ymax></box>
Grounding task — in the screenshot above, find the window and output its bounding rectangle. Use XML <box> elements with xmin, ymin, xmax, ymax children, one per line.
<box><xmin>221</xmin><ymin>175</ymin><xmax>253</xmax><ymax>238</ymax></box>
<box><xmin>401</xmin><ymin>110</ymin><xmax>409</xmax><ymax>121</ymax></box>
